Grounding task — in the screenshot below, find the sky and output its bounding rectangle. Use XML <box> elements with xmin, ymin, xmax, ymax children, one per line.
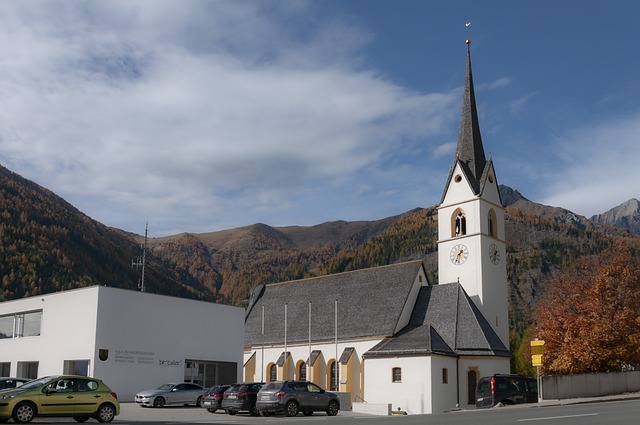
<box><xmin>0</xmin><ymin>1</ymin><xmax>638</xmax><ymax>237</ymax></box>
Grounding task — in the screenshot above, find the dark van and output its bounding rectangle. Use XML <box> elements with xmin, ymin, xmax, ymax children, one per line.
<box><xmin>476</xmin><ymin>374</ymin><xmax>538</xmax><ymax>408</ymax></box>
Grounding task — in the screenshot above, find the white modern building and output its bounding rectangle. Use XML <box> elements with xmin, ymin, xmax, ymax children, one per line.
<box><xmin>0</xmin><ymin>286</ymin><xmax>244</xmax><ymax>400</ymax></box>
<box><xmin>242</xmin><ymin>43</ymin><xmax>511</xmax><ymax>415</ymax></box>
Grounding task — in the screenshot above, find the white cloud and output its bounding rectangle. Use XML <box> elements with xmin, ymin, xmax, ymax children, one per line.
<box><xmin>0</xmin><ymin>1</ymin><xmax>459</xmax><ymax>235</ymax></box>
<box><xmin>539</xmin><ymin>112</ymin><xmax>640</xmax><ymax>217</ymax></box>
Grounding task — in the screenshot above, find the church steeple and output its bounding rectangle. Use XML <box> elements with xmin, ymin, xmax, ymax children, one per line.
<box><xmin>437</xmin><ymin>40</ymin><xmax>509</xmax><ymax>348</ymax></box>
<box><xmin>455</xmin><ymin>41</ymin><xmax>486</xmax><ymax>193</ymax></box>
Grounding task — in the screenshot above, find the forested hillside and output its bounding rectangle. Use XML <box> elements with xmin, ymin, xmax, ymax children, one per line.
<box><xmin>0</xmin><ymin>165</ymin><xmax>210</xmax><ymax>302</ymax></box>
<box><xmin>2</xmin><ymin>163</ymin><xmax>638</xmax><ymax>374</ymax></box>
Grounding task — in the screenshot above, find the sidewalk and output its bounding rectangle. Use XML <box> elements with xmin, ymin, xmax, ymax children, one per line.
<box><xmin>532</xmin><ymin>391</ymin><xmax>640</xmax><ymax>408</ymax></box>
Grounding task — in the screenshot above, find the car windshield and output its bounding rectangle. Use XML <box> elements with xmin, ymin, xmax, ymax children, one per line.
<box><xmin>261</xmin><ymin>382</ymin><xmax>282</xmax><ymax>391</ymax></box>
<box><xmin>156</xmin><ymin>383</ymin><xmax>176</xmax><ymax>390</ymax></box>
<box><xmin>19</xmin><ymin>377</ymin><xmax>52</xmax><ymax>390</ymax></box>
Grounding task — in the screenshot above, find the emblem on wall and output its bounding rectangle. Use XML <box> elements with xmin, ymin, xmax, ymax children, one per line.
<box><xmin>99</xmin><ymin>349</ymin><xmax>109</xmax><ymax>361</ymax></box>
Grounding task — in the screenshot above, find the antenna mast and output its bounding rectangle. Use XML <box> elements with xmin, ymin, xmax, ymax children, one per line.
<box><xmin>132</xmin><ymin>222</ymin><xmax>148</xmax><ymax>292</ymax></box>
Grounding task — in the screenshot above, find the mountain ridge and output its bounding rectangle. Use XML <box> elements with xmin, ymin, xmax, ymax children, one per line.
<box><xmin>1</xmin><ymin>162</ymin><xmax>638</xmax><ymax>313</ymax></box>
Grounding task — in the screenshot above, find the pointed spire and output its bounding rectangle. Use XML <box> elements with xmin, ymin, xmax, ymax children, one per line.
<box><xmin>455</xmin><ymin>41</ymin><xmax>487</xmax><ymax>186</ymax></box>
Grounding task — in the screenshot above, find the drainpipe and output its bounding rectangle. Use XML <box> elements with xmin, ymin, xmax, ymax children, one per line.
<box><xmin>456</xmin><ymin>356</ymin><xmax>460</xmax><ymax>408</ymax></box>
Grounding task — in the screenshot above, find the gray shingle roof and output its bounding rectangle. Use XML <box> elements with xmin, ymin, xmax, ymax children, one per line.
<box><xmin>364</xmin><ymin>283</ymin><xmax>510</xmax><ymax>358</ymax></box>
<box><xmin>456</xmin><ymin>46</ymin><xmax>486</xmax><ymax>189</ymax></box>
<box><xmin>244</xmin><ymin>261</ymin><xmax>425</xmax><ymax>347</ymax></box>
<box><xmin>441</xmin><ymin>45</ymin><xmax>488</xmax><ymax>202</ymax></box>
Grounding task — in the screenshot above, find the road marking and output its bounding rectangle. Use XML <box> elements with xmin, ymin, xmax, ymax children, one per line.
<box><xmin>518</xmin><ymin>413</ymin><xmax>599</xmax><ymax>421</ymax></box>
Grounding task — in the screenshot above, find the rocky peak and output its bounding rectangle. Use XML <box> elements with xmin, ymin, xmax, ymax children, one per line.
<box><xmin>591</xmin><ymin>199</ymin><xmax>640</xmax><ymax>233</ymax></box>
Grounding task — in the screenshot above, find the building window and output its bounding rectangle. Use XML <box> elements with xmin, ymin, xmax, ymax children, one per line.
<box><xmin>453</xmin><ymin>210</ymin><xmax>467</xmax><ymax>236</ymax></box>
<box><xmin>269</xmin><ymin>364</ymin><xmax>277</xmax><ymax>382</ymax></box>
<box><xmin>0</xmin><ymin>311</ymin><xmax>42</xmax><ymax>339</ymax></box>
<box><xmin>0</xmin><ymin>363</ymin><xmax>10</xmax><ymax>376</ymax></box>
<box><xmin>17</xmin><ymin>362</ymin><xmax>38</xmax><ymax>380</ymax></box>
<box><xmin>488</xmin><ymin>209</ymin><xmax>497</xmax><ymax>237</ymax></box>
<box><xmin>442</xmin><ymin>368</ymin><xmax>448</xmax><ymax>384</ymax></box>
<box><xmin>328</xmin><ymin>360</ymin><xmax>339</xmax><ymax>391</ymax></box>
<box><xmin>298</xmin><ymin>362</ymin><xmax>307</xmax><ymax>381</ymax></box>
<box><xmin>392</xmin><ymin>367</ymin><xmax>402</xmax><ymax>383</ymax></box>
<box><xmin>467</xmin><ymin>369</ymin><xmax>478</xmax><ymax>405</ymax></box>
<box><xmin>64</xmin><ymin>360</ymin><xmax>90</xmax><ymax>376</ymax></box>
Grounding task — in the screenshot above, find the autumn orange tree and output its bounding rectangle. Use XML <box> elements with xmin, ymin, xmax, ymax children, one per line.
<box><xmin>534</xmin><ymin>238</ymin><xmax>640</xmax><ymax>374</ymax></box>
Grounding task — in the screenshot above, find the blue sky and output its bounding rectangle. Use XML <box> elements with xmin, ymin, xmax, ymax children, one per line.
<box><xmin>0</xmin><ymin>1</ymin><xmax>638</xmax><ymax>236</ymax></box>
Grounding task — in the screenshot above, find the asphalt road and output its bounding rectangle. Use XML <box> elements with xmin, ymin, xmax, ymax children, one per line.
<box><xmin>26</xmin><ymin>397</ymin><xmax>640</xmax><ymax>425</ymax></box>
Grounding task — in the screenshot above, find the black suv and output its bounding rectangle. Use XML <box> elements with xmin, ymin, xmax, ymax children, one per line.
<box><xmin>256</xmin><ymin>380</ymin><xmax>340</xmax><ymax>417</ymax></box>
<box><xmin>476</xmin><ymin>374</ymin><xmax>538</xmax><ymax>408</ymax></box>
<box><xmin>221</xmin><ymin>382</ymin><xmax>264</xmax><ymax>416</ymax></box>
<box><xmin>201</xmin><ymin>385</ymin><xmax>230</xmax><ymax>413</ymax></box>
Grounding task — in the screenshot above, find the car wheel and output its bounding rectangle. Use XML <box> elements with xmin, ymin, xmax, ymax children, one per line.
<box><xmin>226</xmin><ymin>410</ymin><xmax>237</xmax><ymax>415</ymax></box>
<box><xmin>12</xmin><ymin>402</ymin><xmax>36</xmax><ymax>424</ymax></box>
<box><xmin>153</xmin><ymin>397</ymin><xmax>166</xmax><ymax>408</ymax></box>
<box><xmin>259</xmin><ymin>410</ymin><xmax>272</xmax><ymax>417</ymax></box>
<box><xmin>249</xmin><ymin>403</ymin><xmax>260</xmax><ymax>416</ymax></box>
<box><xmin>206</xmin><ymin>408</ymin><xmax>217</xmax><ymax>413</ymax></box>
<box><xmin>96</xmin><ymin>404</ymin><xmax>116</xmax><ymax>423</ymax></box>
<box><xmin>196</xmin><ymin>396</ymin><xmax>203</xmax><ymax>407</ymax></box>
<box><xmin>285</xmin><ymin>400</ymin><xmax>299</xmax><ymax>417</ymax></box>
<box><xmin>73</xmin><ymin>416</ymin><xmax>90</xmax><ymax>422</ymax></box>
<box><xmin>303</xmin><ymin>411</ymin><xmax>313</xmax><ymax>416</ymax></box>
<box><xmin>326</xmin><ymin>400</ymin><xmax>339</xmax><ymax>416</ymax></box>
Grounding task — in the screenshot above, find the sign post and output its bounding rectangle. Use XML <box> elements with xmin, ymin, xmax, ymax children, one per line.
<box><xmin>530</xmin><ymin>339</ymin><xmax>545</xmax><ymax>403</ymax></box>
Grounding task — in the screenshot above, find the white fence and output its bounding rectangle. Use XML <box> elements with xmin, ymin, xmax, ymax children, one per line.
<box><xmin>542</xmin><ymin>371</ymin><xmax>640</xmax><ymax>399</ymax></box>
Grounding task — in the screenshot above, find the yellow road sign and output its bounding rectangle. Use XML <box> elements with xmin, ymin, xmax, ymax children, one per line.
<box><xmin>531</xmin><ymin>340</ymin><xmax>544</xmax><ymax>366</ymax></box>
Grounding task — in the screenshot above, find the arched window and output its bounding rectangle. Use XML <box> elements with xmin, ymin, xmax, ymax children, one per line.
<box><xmin>488</xmin><ymin>209</ymin><xmax>497</xmax><ymax>237</ymax></box>
<box><xmin>392</xmin><ymin>367</ymin><xmax>402</xmax><ymax>383</ymax></box>
<box><xmin>467</xmin><ymin>369</ymin><xmax>478</xmax><ymax>405</ymax></box>
<box><xmin>453</xmin><ymin>209</ymin><xmax>467</xmax><ymax>237</ymax></box>
<box><xmin>328</xmin><ymin>360</ymin><xmax>339</xmax><ymax>391</ymax></box>
<box><xmin>269</xmin><ymin>364</ymin><xmax>277</xmax><ymax>382</ymax></box>
<box><xmin>298</xmin><ymin>362</ymin><xmax>307</xmax><ymax>381</ymax></box>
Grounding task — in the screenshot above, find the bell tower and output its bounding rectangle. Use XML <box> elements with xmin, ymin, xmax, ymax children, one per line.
<box><xmin>437</xmin><ymin>41</ymin><xmax>509</xmax><ymax>348</ymax></box>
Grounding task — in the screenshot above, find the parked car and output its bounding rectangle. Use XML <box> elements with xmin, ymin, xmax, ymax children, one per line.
<box><xmin>0</xmin><ymin>375</ymin><xmax>119</xmax><ymax>423</ymax></box>
<box><xmin>221</xmin><ymin>382</ymin><xmax>264</xmax><ymax>416</ymax></box>
<box><xmin>201</xmin><ymin>385</ymin><xmax>230</xmax><ymax>413</ymax></box>
<box><xmin>0</xmin><ymin>378</ymin><xmax>30</xmax><ymax>390</ymax></box>
<box><xmin>134</xmin><ymin>383</ymin><xmax>205</xmax><ymax>408</ymax></box>
<box><xmin>256</xmin><ymin>380</ymin><xmax>340</xmax><ymax>417</ymax></box>
<box><xmin>476</xmin><ymin>374</ymin><xmax>538</xmax><ymax>408</ymax></box>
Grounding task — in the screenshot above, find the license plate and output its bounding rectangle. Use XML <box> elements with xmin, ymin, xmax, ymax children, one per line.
<box><xmin>228</xmin><ymin>394</ymin><xmax>237</xmax><ymax>399</ymax></box>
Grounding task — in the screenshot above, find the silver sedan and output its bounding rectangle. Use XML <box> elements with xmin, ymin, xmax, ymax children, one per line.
<box><xmin>135</xmin><ymin>383</ymin><xmax>206</xmax><ymax>408</ymax></box>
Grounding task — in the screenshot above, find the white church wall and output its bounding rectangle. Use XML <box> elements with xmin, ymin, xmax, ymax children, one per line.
<box><xmin>457</xmin><ymin>356</ymin><xmax>511</xmax><ymax>408</ymax></box>
<box><xmin>362</xmin><ymin>356</ymin><xmax>433</xmax><ymax>415</ymax></box>
<box><xmin>245</xmin><ymin>339</ymin><xmax>380</xmax><ymax>402</ymax></box>
<box><xmin>429</xmin><ymin>355</ymin><xmax>459</xmax><ymax>413</ymax></box>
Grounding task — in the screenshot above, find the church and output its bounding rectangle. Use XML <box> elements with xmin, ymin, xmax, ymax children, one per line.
<box><xmin>242</xmin><ymin>43</ymin><xmax>511</xmax><ymax>415</ymax></box>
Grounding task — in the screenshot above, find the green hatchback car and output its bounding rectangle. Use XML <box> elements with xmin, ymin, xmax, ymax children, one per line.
<box><xmin>0</xmin><ymin>375</ymin><xmax>120</xmax><ymax>423</ymax></box>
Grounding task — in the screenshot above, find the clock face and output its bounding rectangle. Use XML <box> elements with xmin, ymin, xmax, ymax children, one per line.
<box><xmin>450</xmin><ymin>244</ymin><xmax>469</xmax><ymax>265</ymax></box>
<box><xmin>489</xmin><ymin>243</ymin><xmax>500</xmax><ymax>264</ymax></box>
